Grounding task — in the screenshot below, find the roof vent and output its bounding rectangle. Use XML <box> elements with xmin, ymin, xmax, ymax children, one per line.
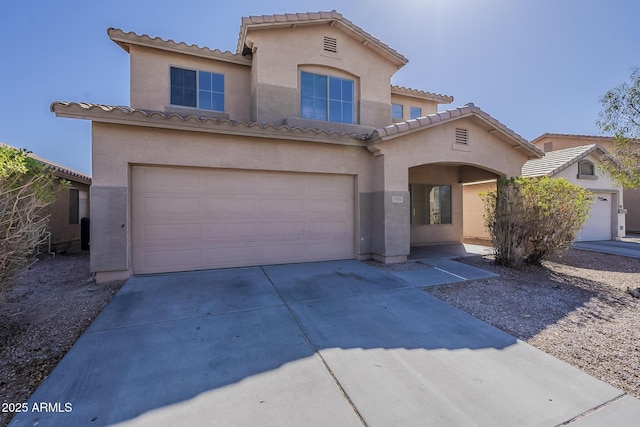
<box><xmin>578</xmin><ymin>160</ymin><xmax>595</xmax><ymax>176</ymax></box>
<box><xmin>455</xmin><ymin>128</ymin><xmax>468</xmax><ymax>145</ymax></box>
<box><xmin>323</xmin><ymin>36</ymin><xmax>337</xmax><ymax>53</ymax></box>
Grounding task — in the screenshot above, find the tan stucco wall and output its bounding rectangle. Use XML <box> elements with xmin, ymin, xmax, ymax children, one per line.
<box><xmin>47</xmin><ymin>180</ymin><xmax>90</xmax><ymax>250</ymax></box>
<box><xmin>246</xmin><ymin>25</ymin><xmax>399</xmax><ymax>127</ymax></box>
<box><xmin>390</xmin><ymin>93</ymin><xmax>439</xmax><ymax>121</ymax></box>
<box><xmin>462</xmin><ymin>181</ymin><xmax>495</xmax><ymax>241</ymax></box>
<box><xmin>90</xmin><ymin>122</ymin><xmax>375</xmax><ymax>278</ymax></box>
<box><xmin>129</xmin><ymin>45</ymin><xmax>252</xmax><ymax>121</ymax></box>
<box><xmin>374</xmin><ymin>118</ymin><xmax>529</xmax><ymax>190</ymax></box>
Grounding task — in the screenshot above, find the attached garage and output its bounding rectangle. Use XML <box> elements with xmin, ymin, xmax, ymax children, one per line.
<box><xmin>577</xmin><ymin>193</ymin><xmax>613</xmax><ymax>241</ymax></box>
<box><xmin>131</xmin><ymin>166</ymin><xmax>355</xmax><ymax>274</ymax></box>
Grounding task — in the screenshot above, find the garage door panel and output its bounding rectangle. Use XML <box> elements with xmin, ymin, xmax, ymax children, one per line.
<box><xmin>259</xmin><ymin>175</ymin><xmax>306</xmax><ymax>194</ymax></box>
<box><xmin>258</xmin><ymin>243</ymin><xmax>312</xmax><ymax>263</ymax></box>
<box><xmin>204</xmin><ymin>222</ymin><xmax>259</xmax><ymax>240</ymax></box>
<box><xmin>261</xmin><ymin>221</ymin><xmax>306</xmax><ymax>239</ymax></box>
<box><xmin>140</xmin><ymin>196</ymin><xmax>202</xmax><ymax>217</ymax></box>
<box><xmin>203</xmin><ymin>246</ymin><xmax>261</xmax><ymax>269</ymax></box>
<box><xmin>205</xmin><ymin>198</ymin><xmax>258</xmax><ymax>214</ymax></box>
<box><xmin>204</xmin><ymin>171</ymin><xmax>258</xmax><ymax>193</ymax></box>
<box><xmin>135</xmin><ymin>167</ymin><xmax>203</xmax><ymax>192</ymax></box>
<box><xmin>139</xmin><ymin>223</ymin><xmax>202</xmax><ymax>242</ymax></box>
<box><xmin>260</xmin><ymin>198</ymin><xmax>306</xmax><ymax>214</ymax></box>
<box><xmin>305</xmin><ymin>175</ymin><xmax>352</xmax><ymax>195</ymax></box>
<box><xmin>136</xmin><ymin>247</ymin><xmax>203</xmax><ymax>273</ymax></box>
<box><xmin>577</xmin><ymin>193</ymin><xmax>612</xmax><ymax>241</ymax></box>
<box><xmin>132</xmin><ymin>166</ymin><xmax>355</xmax><ymax>274</ymax></box>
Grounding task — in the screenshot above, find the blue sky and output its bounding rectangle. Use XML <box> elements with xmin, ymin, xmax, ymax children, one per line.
<box><xmin>1</xmin><ymin>0</ymin><xmax>639</xmax><ymax>175</ymax></box>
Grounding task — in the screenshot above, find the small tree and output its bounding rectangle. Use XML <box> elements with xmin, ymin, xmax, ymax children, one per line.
<box><xmin>482</xmin><ymin>177</ymin><xmax>592</xmax><ymax>267</ymax></box>
<box><xmin>0</xmin><ymin>146</ymin><xmax>61</xmax><ymax>297</ymax></box>
<box><xmin>597</xmin><ymin>66</ymin><xmax>640</xmax><ymax>188</ymax></box>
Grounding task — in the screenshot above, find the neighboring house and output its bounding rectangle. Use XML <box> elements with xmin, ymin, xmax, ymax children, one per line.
<box><xmin>51</xmin><ymin>11</ymin><xmax>542</xmax><ymax>282</ymax></box>
<box><xmin>464</xmin><ymin>144</ymin><xmax>626</xmax><ymax>242</ymax></box>
<box><xmin>521</xmin><ymin>144</ymin><xmax>625</xmax><ymax>241</ymax></box>
<box><xmin>1</xmin><ymin>142</ymin><xmax>91</xmax><ymax>251</ymax></box>
<box><xmin>532</xmin><ymin>133</ymin><xmax>640</xmax><ymax>233</ymax></box>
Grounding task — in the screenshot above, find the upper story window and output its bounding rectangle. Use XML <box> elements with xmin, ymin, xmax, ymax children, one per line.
<box><xmin>301</xmin><ymin>71</ymin><xmax>354</xmax><ymax>124</ymax></box>
<box><xmin>410</xmin><ymin>106</ymin><xmax>422</xmax><ymax>120</ymax></box>
<box><xmin>392</xmin><ymin>103</ymin><xmax>403</xmax><ymax>120</ymax></box>
<box><xmin>170</xmin><ymin>67</ymin><xmax>224</xmax><ymax>112</ymax></box>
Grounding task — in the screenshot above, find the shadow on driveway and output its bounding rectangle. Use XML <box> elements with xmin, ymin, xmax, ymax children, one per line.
<box><xmin>9</xmin><ymin>260</ymin><xmax>639</xmax><ymax>427</ymax></box>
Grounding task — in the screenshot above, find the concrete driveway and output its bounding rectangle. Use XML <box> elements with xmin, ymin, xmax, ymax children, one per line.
<box><xmin>9</xmin><ymin>260</ymin><xmax>640</xmax><ymax>427</ymax></box>
<box><xmin>573</xmin><ymin>239</ymin><xmax>640</xmax><ymax>259</ymax></box>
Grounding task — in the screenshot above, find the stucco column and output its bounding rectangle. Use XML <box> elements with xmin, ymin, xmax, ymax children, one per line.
<box><xmin>367</xmin><ymin>154</ymin><xmax>410</xmax><ymax>263</ymax></box>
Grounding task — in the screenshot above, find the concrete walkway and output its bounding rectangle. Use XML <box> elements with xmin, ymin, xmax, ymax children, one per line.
<box><xmin>573</xmin><ymin>239</ymin><xmax>640</xmax><ymax>259</ymax></box>
<box><xmin>9</xmin><ymin>260</ymin><xmax>640</xmax><ymax>427</ymax></box>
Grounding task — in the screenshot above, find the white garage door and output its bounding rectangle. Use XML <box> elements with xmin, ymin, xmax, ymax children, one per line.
<box><xmin>131</xmin><ymin>166</ymin><xmax>355</xmax><ymax>274</ymax></box>
<box><xmin>577</xmin><ymin>193</ymin><xmax>612</xmax><ymax>241</ymax></box>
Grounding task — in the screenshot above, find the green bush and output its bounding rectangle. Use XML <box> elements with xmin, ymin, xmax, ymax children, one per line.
<box><xmin>482</xmin><ymin>177</ymin><xmax>592</xmax><ymax>267</ymax></box>
<box><xmin>0</xmin><ymin>146</ymin><xmax>62</xmax><ymax>298</ymax></box>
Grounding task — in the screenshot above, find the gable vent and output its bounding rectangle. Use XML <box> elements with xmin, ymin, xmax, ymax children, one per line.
<box><xmin>578</xmin><ymin>160</ymin><xmax>595</xmax><ymax>176</ymax></box>
<box><xmin>323</xmin><ymin>36</ymin><xmax>337</xmax><ymax>53</ymax></box>
<box><xmin>455</xmin><ymin>128</ymin><xmax>468</xmax><ymax>145</ymax></box>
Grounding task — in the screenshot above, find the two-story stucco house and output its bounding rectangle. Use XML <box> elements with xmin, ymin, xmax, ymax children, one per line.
<box><xmin>51</xmin><ymin>11</ymin><xmax>542</xmax><ymax>282</ymax></box>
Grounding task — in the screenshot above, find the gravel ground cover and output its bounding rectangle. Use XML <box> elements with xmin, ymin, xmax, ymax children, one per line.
<box><xmin>0</xmin><ymin>252</ymin><xmax>124</xmax><ymax>427</ymax></box>
<box><xmin>386</xmin><ymin>249</ymin><xmax>640</xmax><ymax>399</ymax></box>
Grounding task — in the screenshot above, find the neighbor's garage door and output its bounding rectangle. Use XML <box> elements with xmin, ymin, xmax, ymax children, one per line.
<box><xmin>577</xmin><ymin>193</ymin><xmax>612</xmax><ymax>241</ymax></box>
<box><xmin>131</xmin><ymin>166</ymin><xmax>355</xmax><ymax>274</ymax></box>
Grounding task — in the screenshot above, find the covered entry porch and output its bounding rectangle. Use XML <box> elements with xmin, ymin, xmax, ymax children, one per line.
<box><xmin>364</xmin><ymin>104</ymin><xmax>543</xmax><ymax>264</ymax></box>
<box><xmin>408</xmin><ymin>163</ymin><xmax>500</xmax><ymax>248</ymax></box>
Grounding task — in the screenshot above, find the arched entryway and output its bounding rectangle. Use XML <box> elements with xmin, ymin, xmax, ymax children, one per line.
<box><xmin>408</xmin><ymin>163</ymin><xmax>500</xmax><ymax>248</ymax></box>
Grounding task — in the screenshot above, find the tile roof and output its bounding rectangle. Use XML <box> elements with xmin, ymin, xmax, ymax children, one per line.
<box><xmin>50</xmin><ymin>102</ymin><xmax>368</xmax><ymax>146</ymax></box>
<box><xmin>107</xmin><ymin>28</ymin><xmax>251</xmax><ymax>66</ymax></box>
<box><xmin>237</xmin><ymin>11</ymin><xmax>408</xmax><ymax>66</ymax></box>
<box><xmin>391</xmin><ymin>85</ymin><xmax>453</xmax><ymax>104</ymax></box>
<box><xmin>530</xmin><ymin>133</ymin><xmax>616</xmax><ymax>145</ymax></box>
<box><xmin>521</xmin><ymin>144</ymin><xmax>605</xmax><ymax>177</ymax></box>
<box><xmin>51</xmin><ymin>101</ymin><xmax>544</xmax><ymax>159</ymax></box>
<box><xmin>367</xmin><ymin>103</ymin><xmax>544</xmax><ymax>158</ymax></box>
<box><xmin>0</xmin><ymin>142</ymin><xmax>91</xmax><ymax>184</ymax></box>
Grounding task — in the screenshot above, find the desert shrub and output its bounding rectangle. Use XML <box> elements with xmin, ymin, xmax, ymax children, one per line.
<box><xmin>0</xmin><ymin>146</ymin><xmax>62</xmax><ymax>296</ymax></box>
<box><xmin>482</xmin><ymin>177</ymin><xmax>592</xmax><ymax>267</ymax></box>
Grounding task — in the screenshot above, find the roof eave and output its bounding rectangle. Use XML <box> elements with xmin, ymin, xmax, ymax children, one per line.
<box><xmin>367</xmin><ymin>106</ymin><xmax>543</xmax><ymax>159</ymax></box>
<box><xmin>50</xmin><ymin>102</ymin><xmax>366</xmax><ymax>147</ymax></box>
<box><xmin>390</xmin><ymin>85</ymin><xmax>454</xmax><ymax>104</ymax></box>
<box><xmin>107</xmin><ymin>28</ymin><xmax>252</xmax><ymax>66</ymax></box>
